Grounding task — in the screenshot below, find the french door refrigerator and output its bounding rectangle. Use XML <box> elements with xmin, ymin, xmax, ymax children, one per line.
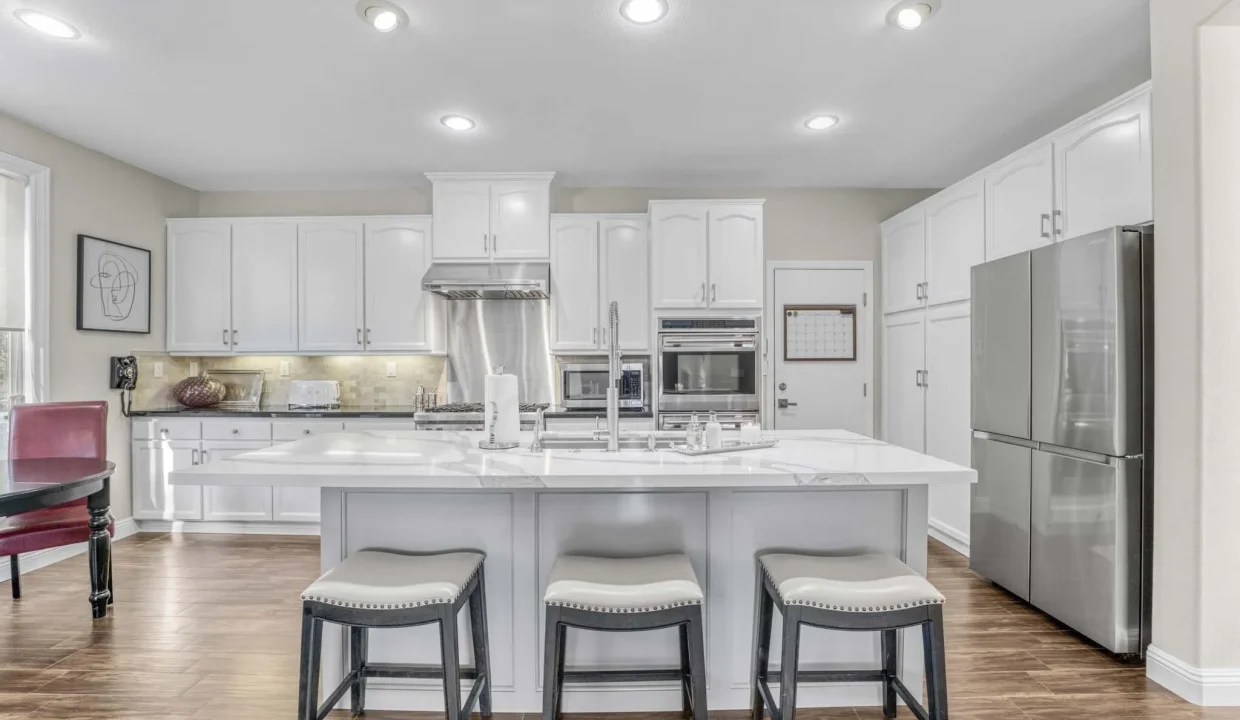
<box><xmin>969</xmin><ymin>224</ymin><xmax>1153</xmax><ymax>657</ymax></box>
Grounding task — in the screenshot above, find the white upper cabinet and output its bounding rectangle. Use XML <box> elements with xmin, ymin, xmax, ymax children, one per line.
<box><xmin>986</xmin><ymin>143</ymin><xmax>1055</xmax><ymax>261</ymax></box>
<box><xmin>1054</xmin><ymin>92</ymin><xmax>1153</xmax><ymax>240</ymax></box>
<box><xmin>550</xmin><ymin>216</ymin><xmax>601</xmax><ymax>352</ymax></box>
<box><xmin>167</xmin><ymin>220</ymin><xmax>232</xmax><ymax>353</ymax></box>
<box><xmin>650</xmin><ymin>201</ymin><xmax>764</xmax><ymax>311</ymax></box>
<box><xmin>230</xmin><ymin>220</ymin><xmax>298</xmax><ymax>352</ymax></box>
<box><xmin>299</xmin><ymin>220</ymin><xmax>365</xmax><ymax>352</ymax></box>
<box><xmin>600</xmin><ymin>216</ymin><xmax>650</xmax><ymax>352</ymax></box>
<box><xmin>881</xmin><ymin>208</ymin><xmax>926</xmax><ymax>315</ymax></box>
<box><xmin>924</xmin><ymin>178</ymin><xmax>985</xmax><ymax>306</ymax></box>
<box><xmin>364</xmin><ymin>217</ymin><xmax>436</xmax><ymax>352</ymax></box>
<box><xmin>491</xmin><ymin>182</ymin><xmax>552</xmax><ymax>260</ymax></box>
<box><xmin>651</xmin><ymin>204</ymin><xmax>709</xmax><ymax>309</ymax></box>
<box><xmin>431</xmin><ymin>181</ymin><xmax>491</xmax><ymax>260</ymax></box>
<box><xmin>428</xmin><ymin>173</ymin><xmax>554</xmax><ymax>261</ymax></box>
<box><xmin>708</xmin><ymin>204</ymin><xmax>764</xmax><ymax>309</ymax></box>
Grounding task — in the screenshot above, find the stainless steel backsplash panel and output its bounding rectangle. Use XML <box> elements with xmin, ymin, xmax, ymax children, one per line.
<box><xmin>445</xmin><ymin>299</ymin><xmax>554</xmax><ymax>404</ymax></box>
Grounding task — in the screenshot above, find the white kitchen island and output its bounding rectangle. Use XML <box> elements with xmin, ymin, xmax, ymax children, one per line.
<box><xmin>172</xmin><ymin>429</ymin><xmax>974</xmax><ymax>714</ymax></box>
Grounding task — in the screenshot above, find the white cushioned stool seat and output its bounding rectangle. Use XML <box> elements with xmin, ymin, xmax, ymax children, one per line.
<box><xmin>544</xmin><ymin>554</ymin><xmax>704</xmax><ymax>613</ymax></box>
<box><xmin>302</xmin><ymin>550</ymin><xmax>484</xmax><ymax>610</ymax></box>
<box><xmin>759</xmin><ymin>552</ymin><xmax>944</xmax><ymax>613</ymax></box>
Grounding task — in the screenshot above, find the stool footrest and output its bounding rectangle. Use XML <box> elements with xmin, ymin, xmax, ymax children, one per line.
<box><xmin>563</xmin><ymin>668</ymin><xmax>685</xmax><ymax>684</ymax></box>
<box><xmin>361</xmin><ymin>662</ymin><xmax>480</xmax><ymax>680</ymax></box>
<box><xmin>892</xmin><ymin>676</ymin><xmax>930</xmax><ymax>720</ymax></box>
<box><xmin>315</xmin><ymin>669</ymin><xmax>360</xmax><ymax>720</ymax></box>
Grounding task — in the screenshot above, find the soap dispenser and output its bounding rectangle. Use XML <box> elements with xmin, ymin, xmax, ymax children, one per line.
<box><xmin>705</xmin><ymin>411</ymin><xmax>723</xmax><ymax>450</ymax></box>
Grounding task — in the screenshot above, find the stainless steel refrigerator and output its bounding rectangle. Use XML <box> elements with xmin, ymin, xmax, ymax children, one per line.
<box><xmin>969</xmin><ymin>224</ymin><xmax>1153</xmax><ymax>657</ymax></box>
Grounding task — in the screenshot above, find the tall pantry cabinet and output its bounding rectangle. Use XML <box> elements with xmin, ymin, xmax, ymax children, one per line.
<box><xmin>880</xmin><ymin>83</ymin><xmax>1153</xmax><ymax>555</ymax></box>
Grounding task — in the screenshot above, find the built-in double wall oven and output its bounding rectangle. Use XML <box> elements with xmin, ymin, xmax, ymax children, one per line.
<box><xmin>657</xmin><ymin>317</ymin><xmax>760</xmax><ymax>430</ymax></box>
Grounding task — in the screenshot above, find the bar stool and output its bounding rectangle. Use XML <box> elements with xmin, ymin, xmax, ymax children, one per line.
<box><xmin>750</xmin><ymin>552</ymin><xmax>948</xmax><ymax>720</ymax></box>
<box><xmin>541</xmin><ymin>554</ymin><xmax>708</xmax><ymax>720</ymax></box>
<box><xmin>297</xmin><ymin>550</ymin><xmax>492</xmax><ymax>720</ymax></box>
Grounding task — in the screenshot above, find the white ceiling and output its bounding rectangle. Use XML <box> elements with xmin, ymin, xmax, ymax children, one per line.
<box><xmin>0</xmin><ymin>0</ymin><xmax>1151</xmax><ymax>191</ymax></box>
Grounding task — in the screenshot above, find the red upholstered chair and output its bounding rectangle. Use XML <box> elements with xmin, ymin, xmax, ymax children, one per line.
<box><xmin>1</xmin><ymin>401</ymin><xmax>112</xmax><ymax>600</ymax></box>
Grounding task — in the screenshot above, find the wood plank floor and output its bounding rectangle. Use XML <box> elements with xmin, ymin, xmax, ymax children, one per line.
<box><xmin>0</xmin><ymin>533</ymin><xmax>1233</xmax><ymax>719</ymax></box>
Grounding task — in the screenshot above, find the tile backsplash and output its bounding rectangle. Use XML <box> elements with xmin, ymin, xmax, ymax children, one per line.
<box><xmin>133</xmin><ymin>354</ymin><xmax>448</xmax><ymax>409</ymax></box>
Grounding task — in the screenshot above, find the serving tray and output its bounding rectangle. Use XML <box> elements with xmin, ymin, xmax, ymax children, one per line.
<box><xmin>670</xmin><ymin>439</ymin><xmax>778</xmax><ymax>456</ymax></box>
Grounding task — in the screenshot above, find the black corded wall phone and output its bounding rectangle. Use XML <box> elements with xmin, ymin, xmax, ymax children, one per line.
<box><xmin>110</xmin><ymin>356</ymin><xmax>138</xmax><ymax>416</ymax></box>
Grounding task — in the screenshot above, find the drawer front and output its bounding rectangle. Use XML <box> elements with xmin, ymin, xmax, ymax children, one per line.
<box><xmin>272</xmin><ymin>420</ymin><xmax>345</xmax><ymax>441</ymax></box>
<box><xmin>151</xmin><ymin>419</ymin><xmax>202</xmax><ymax>441</ymax></box>
<box><xmin>202</xmin><ymin>420</ymin><xmax>272</xmax><ymax>441</ymax></box>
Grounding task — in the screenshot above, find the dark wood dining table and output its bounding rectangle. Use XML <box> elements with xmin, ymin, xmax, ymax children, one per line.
<box><xmin>0</xmin><ymin>458</ymin><xmax>115</xmax><ymax>618</ymax></box>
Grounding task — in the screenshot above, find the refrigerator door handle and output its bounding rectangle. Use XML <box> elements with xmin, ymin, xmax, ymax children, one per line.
<box><xmin>973</xmin><ymin>430</ymin><xmax>1039</xmax><ymax>450</ymax></box>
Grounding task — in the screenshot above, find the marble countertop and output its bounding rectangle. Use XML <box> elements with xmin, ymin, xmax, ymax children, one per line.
<box><xmin>170</xmin><ymin>429</ymin><xmax>976</xmax><ymax>490</ymax></box>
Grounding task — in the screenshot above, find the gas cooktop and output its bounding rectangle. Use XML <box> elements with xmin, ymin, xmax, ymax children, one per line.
<box><xmin>421</xmin><ymin>403</ymin><xmax>550</xmax><ymax>414</ymax></box>
<box><xmin>413</xmin><ymin>403</ymin><xmax>549</xmax><ymax>431</ymax></box>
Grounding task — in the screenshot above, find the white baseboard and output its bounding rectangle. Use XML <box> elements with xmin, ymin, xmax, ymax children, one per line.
<box><xmin>1147</xmin><ymin>644</ymin><xmax>1240</xmax><ymax>706</ymax></box>
<box><xmin>928</xmin><ymin>519</ymin><xmax>969</xmax><ymax>557</ymax></box>
<box><xmin>135</xmin><ymin>520</ymin><xmax>320</xmax><ymax>536</ymax></box>
<box><xmin>0</xmin><ymin>517</ymin><xmax>140</xmax><ymax>582</ymax></box>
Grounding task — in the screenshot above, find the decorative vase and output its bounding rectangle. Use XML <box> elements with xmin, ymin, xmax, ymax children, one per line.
<box><xmin>173</xmin><ymin>374</ymin><xmax>226</xmax><ymax>408</ymax></box>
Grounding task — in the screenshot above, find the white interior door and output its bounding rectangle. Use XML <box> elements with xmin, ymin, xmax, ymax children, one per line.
<box><xmin>772</xmin><ymin>268</ymin><xmax>869</xmax><ymax>433</ymax></box>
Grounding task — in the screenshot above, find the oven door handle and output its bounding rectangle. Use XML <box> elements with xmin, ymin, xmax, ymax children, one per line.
<box><xmin>660</xmin><ymin>338</ymin><xmax>759</xmax><ymax>351</ymax></box>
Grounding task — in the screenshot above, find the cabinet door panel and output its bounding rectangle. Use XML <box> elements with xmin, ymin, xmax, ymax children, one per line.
<box><xmin>925</xmin><ymin>304</ymin><xmax>973</xmax><ymax>544</ymax></box>
<box><xmin>201</xmin><ymin>444</ymin><xmax>273</xmax><ymax>522</ymax></box>
<box><xmin>651</xmin><ymin>206</ymin><xmax>708</xmax><ymax>309</ymax></box>
<box><xmin>881</xmin><ymin>211</ymin><xmax>926</xmax><ymax>314</ymax></box>
<box><xmin>600</xmin><ymin>217</ymin><xmax>650</xmax><ymax>352</ymax></box>
<box><xmin>1054</xmin><ymin>92</ymin><xmax>1153</xmax><ymax>240</ymax></box>
<box><xmin>882</xmin><ymin>314</ymin><xmax>925</xmax><ymax>453</ymax></box>
<box><xmin>273</xmin><ymin>487</ymin><xmax>321</xmax><ymax>523</ymax></box>
<box><xmin>550</xmin><ymin>216</ymin><xmax>600</xmax><ymax>351</ymax></box>
<box><xmin>365</xmin><ymin>218</ymin><xmax>435</xmax><ymax>352</ymax></box>
<box><xmin>708</xmin><ymin>205</ymin><xmax>763</xmax><ymax>309</ymax></box>
<box><xmin>432</xmin><ymin>182</ymin><xmax>491</xmax><ymax>260</ymax></box>
<box><xmin>132</xmin><ymin>441</ymin><xmax>202</xmax><ymax>521</ymax></box>
<box><xmin>986</xmin><ymin>143</ymin><xmax>1054</xmax><ymax>260</ymax></box>
<box><xmin>167</xmin><ymin>221</ymin><xmax>231</xmax><ymax>352</ymax></box>
<box><xmin>298</xmin><ymin>221</ymin><xmax>365</xmax><ymax>352</ymax></box>
<box><xmin>925</xmin><ymin>180</ymin><xmax>985</xmax><ymax>306</ymax></box>
<box><xmin>231</xmin><ymin>220</ymin><xmax>298</xmax><ymax>352</ymax></box>
<box><xmin>491</xmin><ymin>182</ymin><xmax>550</xmax><ymax>260</ymax></box>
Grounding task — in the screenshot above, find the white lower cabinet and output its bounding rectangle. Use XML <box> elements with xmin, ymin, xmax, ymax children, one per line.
<box><xmin>273</xmin><ymin>487</ymin><xmax>322</xmax><ymax>523</ymax></box>
<box><xmin>131</xmin><ymin>440</ymin><xmax>203</xmax><ymax>521</ymax></box>
<box><xmin>201</xmin><ymin>442</ymin><xmax>274</xmax><ymax>522</ymax></box>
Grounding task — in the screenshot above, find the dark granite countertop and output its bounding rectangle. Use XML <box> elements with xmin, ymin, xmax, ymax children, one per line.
<box><xmin>129</xmin><ymin>405</ymin><xmax>422</xmax><ymax>419</ymax></box>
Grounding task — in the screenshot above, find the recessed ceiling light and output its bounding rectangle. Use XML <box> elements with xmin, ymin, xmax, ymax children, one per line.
<box><xmin>893</xmin><ymin>2</ymin><xmax>932</xmax><ymax>30</ymax></box>
<box><xmin>441</xmin><ymin>115</ymin><xmax>476</xmax><ymax>132</ymax></box>
<box><xmin>620</xmin><ymin>0</ymin><xmax>668</xmax><ymax>24</ymax></box>
<box><xmin>14</xmin><ymin>9</ymin><xmax>79</xmax><ymax>39</ymax></box>
<box><xmin>804</xmin><ymin>115</ymin><xmax>840</xmax><ymax>131</ymax></box>
<box><xmin>355</xmin><ymin>1</ymin><xmax>407</xmax><ymax>32</ymax></box>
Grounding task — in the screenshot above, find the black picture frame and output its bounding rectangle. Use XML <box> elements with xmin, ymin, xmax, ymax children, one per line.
<box><xmin>76</xmin><ymin>234</ymin><xmax>152</xmax><ymax>334</ymax></box>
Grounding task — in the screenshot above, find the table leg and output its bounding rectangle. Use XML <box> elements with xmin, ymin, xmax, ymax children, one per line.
<box><xmin>87</xmin><ymin>479</ymin><xmax>112</xmax><ymax>618</ymax></box>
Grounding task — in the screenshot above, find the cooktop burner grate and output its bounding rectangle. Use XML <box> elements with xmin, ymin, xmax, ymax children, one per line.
<box><xmin>423</xmin><ymin>403</ymin><xmax>550</xmax><ymax>414</ymax></box>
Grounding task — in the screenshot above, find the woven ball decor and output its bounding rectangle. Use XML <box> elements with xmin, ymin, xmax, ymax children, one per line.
<box><xmin>173</xmin><ymin>375</ymin><xmax>226</xmax><ymax>408</ymax></box>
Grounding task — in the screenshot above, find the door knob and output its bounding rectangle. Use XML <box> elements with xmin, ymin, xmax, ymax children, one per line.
<box><xmin>778</xmin><ymin>383</ymin><xmax>787</xmax><ymax>391</ymax></box>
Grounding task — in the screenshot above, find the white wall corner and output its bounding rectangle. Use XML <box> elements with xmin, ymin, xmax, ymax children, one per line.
<box><xmin>1147</xmin><ymin>645</ymin><xmax>1240</xmax><ymax>706</ymax></box>
<box><xmin>928</xmin><ymin>518</ymin><xmax>969</xmax><ymax>557</ymax></box>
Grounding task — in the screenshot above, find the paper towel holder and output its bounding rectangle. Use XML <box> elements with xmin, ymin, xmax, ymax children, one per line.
<box><xmin>478</xmin><ymin>400</ymin><xmax>519</xmax><ymax>451</ymax></box>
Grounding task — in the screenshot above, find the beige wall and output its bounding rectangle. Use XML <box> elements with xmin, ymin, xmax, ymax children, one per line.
<box><xmin>0</xmin><ymin>111</ymin><xmax>199</xmax><ymax>520</ymax></box>
<box><xmin>196</xmin><ymin>188</ymin><xmax>428</xmax><ymax>217</ymax></box>
<box><xmin>1149</xmin><ymin>0</ymin><xmax>1240</xmax><ymax>676</ymax></box>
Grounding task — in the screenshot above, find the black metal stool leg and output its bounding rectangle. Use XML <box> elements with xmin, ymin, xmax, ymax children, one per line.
<box><xmin>350</xmin><ymin>626</ymin><xmax>368</xmax><ymax>713</ymax></box>
<box><xmin>881</xmin><ymin>629</ymin><xmax>898</xmax><ymax>718</ymax></box>
<box><xmin>440</xmin><ymin>606</ymin><xmax>463</xmax><ymax>720</ymax></box>
<box><xmin>923</xmin><ymin>606</ymin><xmax>949</xmax><ymax>720</ymax></box>
<box><xmin>679</xmin><ymin>623</ymin><xmax>692</xmax><ymax>717</ymax></box>
<box><xmin>297</xmin><ymin>607</ymin><xmax>323</xmax><ymax>720</ymax></box>
<box><xmin>779</xmin><ymin>607</ymin><xmax>803</xmax><ymax>720</ymax></box>
<box><xmin>9</xmin><ymin>556</ymin><xmax>19</xmax><ymax>599</ymax></box>
<box><xmin>469</xmin><ymin>568</ymin><xmax>494</xmax><ymax>718</ymax></box>
<box><xmin>686</xmin><ymin>606</ymin><xmax>709</xmax><ymax>720</ymax></box>
<box><xmin>750</xmin><ymin>564</ymin><xmax>774</xmax><ymax>720</ymax></box>
<box><xmin>541</xmin><ymin>607</ymin><xmax>563</xmax><ymax>720</ymax></box>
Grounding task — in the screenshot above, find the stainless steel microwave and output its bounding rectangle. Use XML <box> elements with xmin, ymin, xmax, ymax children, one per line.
<box><xmin>560</xmin><ymin>362</ymin><xmax>645</xmax><ymax>410</ymax></box>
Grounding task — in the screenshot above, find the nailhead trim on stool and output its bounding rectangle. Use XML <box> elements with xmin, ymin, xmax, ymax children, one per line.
<box><xmin>301</xmin><ymin>563</ymin><xmax>482</xmax><ymax>610</ymax></box>
<box><xmin>544</xmin><ymin>598</ymin><xmax>702</xmax><ymax>614</ymax></box>
<box><xmin>759</xmin><ymin>553</ymin><xmax>945</xmax><ymax>612</ymax></box>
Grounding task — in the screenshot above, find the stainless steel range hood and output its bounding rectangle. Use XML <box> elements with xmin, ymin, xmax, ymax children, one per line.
<box><xmin>421</xmin><ymin>262</ymin><xmax>550</xmax><ymax>300</ymax></box>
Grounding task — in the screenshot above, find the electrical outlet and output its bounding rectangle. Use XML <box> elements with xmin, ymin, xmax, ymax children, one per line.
<box><xmin>280</xmin><ymin>361</ymin><xmax>291</xmax><ymax>377</ymax></box>
<box><xmin>188</xmin><ymin>361</ymin><xmax>199</xmax><ymax>376</ymax></box>
<box><xmin>386</xmin><ymin>361</ymin><xmax>397</xmax><ymax>378</ymax></box>
<box><xmin>153</xmin><ymin>362</ymin><xmax>164</xmax><ymax>379</ymax></box>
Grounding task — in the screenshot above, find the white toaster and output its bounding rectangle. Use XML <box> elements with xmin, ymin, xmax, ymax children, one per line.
<box><xmin>287</xmin><ymin>380</ymin><xmax>341</xmax><ymax>409</ymax></box>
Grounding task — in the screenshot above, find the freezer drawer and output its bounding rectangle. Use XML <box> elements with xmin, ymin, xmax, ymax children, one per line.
<box><xmin>971</xmin><ymin>253</ymin><xmax>1031</xmax><ymax>439</ymax></box>
<box><xmin>1031</xmin><ymin>228</ymin><xmax>1144</xmax><ymax>456</ymax></box>
<box><xmin>1030</xmin><ymin>449</ymin><xmax>1143</xmax><ymax>654</ymax></box>
<box><xmin>969</xmin><ymin>434</ymin><xmax>1033</xmax><ymax>600</ymax></box>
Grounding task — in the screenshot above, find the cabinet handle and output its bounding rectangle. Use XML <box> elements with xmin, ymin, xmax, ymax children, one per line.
<box><xmin>915</xmin><ymin>283</ymin><xmax>924</xmax><ymax>301</ymax></box>
<box><xmin>492</xmin><ymin>234</ymin><xmax>497</xmax><ymax>253</ymax></box>
<box><xmin>711</xmin><ymin>284</ymin><xmax>717</xmax><ymax>302</ymax></box>
<box><xmin>192</xmin><ymin>449</ymin><xmax>200</xmax><ymax>465</ymax></box>
<box><xmin>701</xmin><ymin>283</ymin><xmax>706</xmax><ymax>303</ymax></box>
<box><xmin>915</xmin><ymin>370</ymin><xmax>923</xmax><ymax>387</ymax></box>
<box><xmin>222</xmin><ymin>329</ymin><xmax>228</xmax><ymax>346</ymax></box>
<box><xmin>357</xmin><ymin>329</ymin><xmax>362</xmax><ymax>345</ymax></box>
<box><xmin>202</xmin><ymin>450</ymin><xmax>210</xmax><ymax>463</ymax></box>
<box><xmin>1053</xmin><ymin>210</ymin><xmax>1063</xmax><ymax>236</ymax></box>
<box><xmin>593</xmin><ymin>327</ymin><xmax>598</xmax><ymax>345</ymax></box>
<box><xmin>232</xmin><ymin>329</ymin><xmax>237</xmax><ymax>346</ymax></box>
<box><xmin>366</xmin><ymin>328</ymin><xmax>371</xmax><ymax>345</ymax></box>
<box><xmin>923</xmin><ymin>370</ymin><xmax>929</xmax><ymax>388</ymax></box>
<box><xmin>922</xmin><ymin>282</ymin><xmax>929</xmax><ymax>301</ymax></box>
<box><xmin>1040</xmin><ymin>213</ymin><xmax>1051</xmax><ymax>239</ymax></box>
<box><xmin>483</xmin><ymin>234</ymin><xmax>488</xmax><ymax>253</ymax></box>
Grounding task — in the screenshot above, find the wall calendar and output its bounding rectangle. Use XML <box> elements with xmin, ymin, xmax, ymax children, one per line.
<box><xmin>783</xmin><ymin>305</ymin><xmax>857</xmax><ymax>362</ymax></box>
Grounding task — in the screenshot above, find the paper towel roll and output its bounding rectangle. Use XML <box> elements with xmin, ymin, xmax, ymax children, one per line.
<box><xmin>484</xmin><ymin>372</ymin><xmax>520</xmax><ymax>444</ymax></box>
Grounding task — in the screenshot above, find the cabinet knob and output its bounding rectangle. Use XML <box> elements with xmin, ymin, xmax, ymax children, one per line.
<box><xmin>231</xmin><ymin>428</ymin><xmax>239</xmax><ymax>434</ymax></box>
<box><xmin>303</xmin><ymin>429</ymin><xmax>311</xmax><ymax>435</ymax></box>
